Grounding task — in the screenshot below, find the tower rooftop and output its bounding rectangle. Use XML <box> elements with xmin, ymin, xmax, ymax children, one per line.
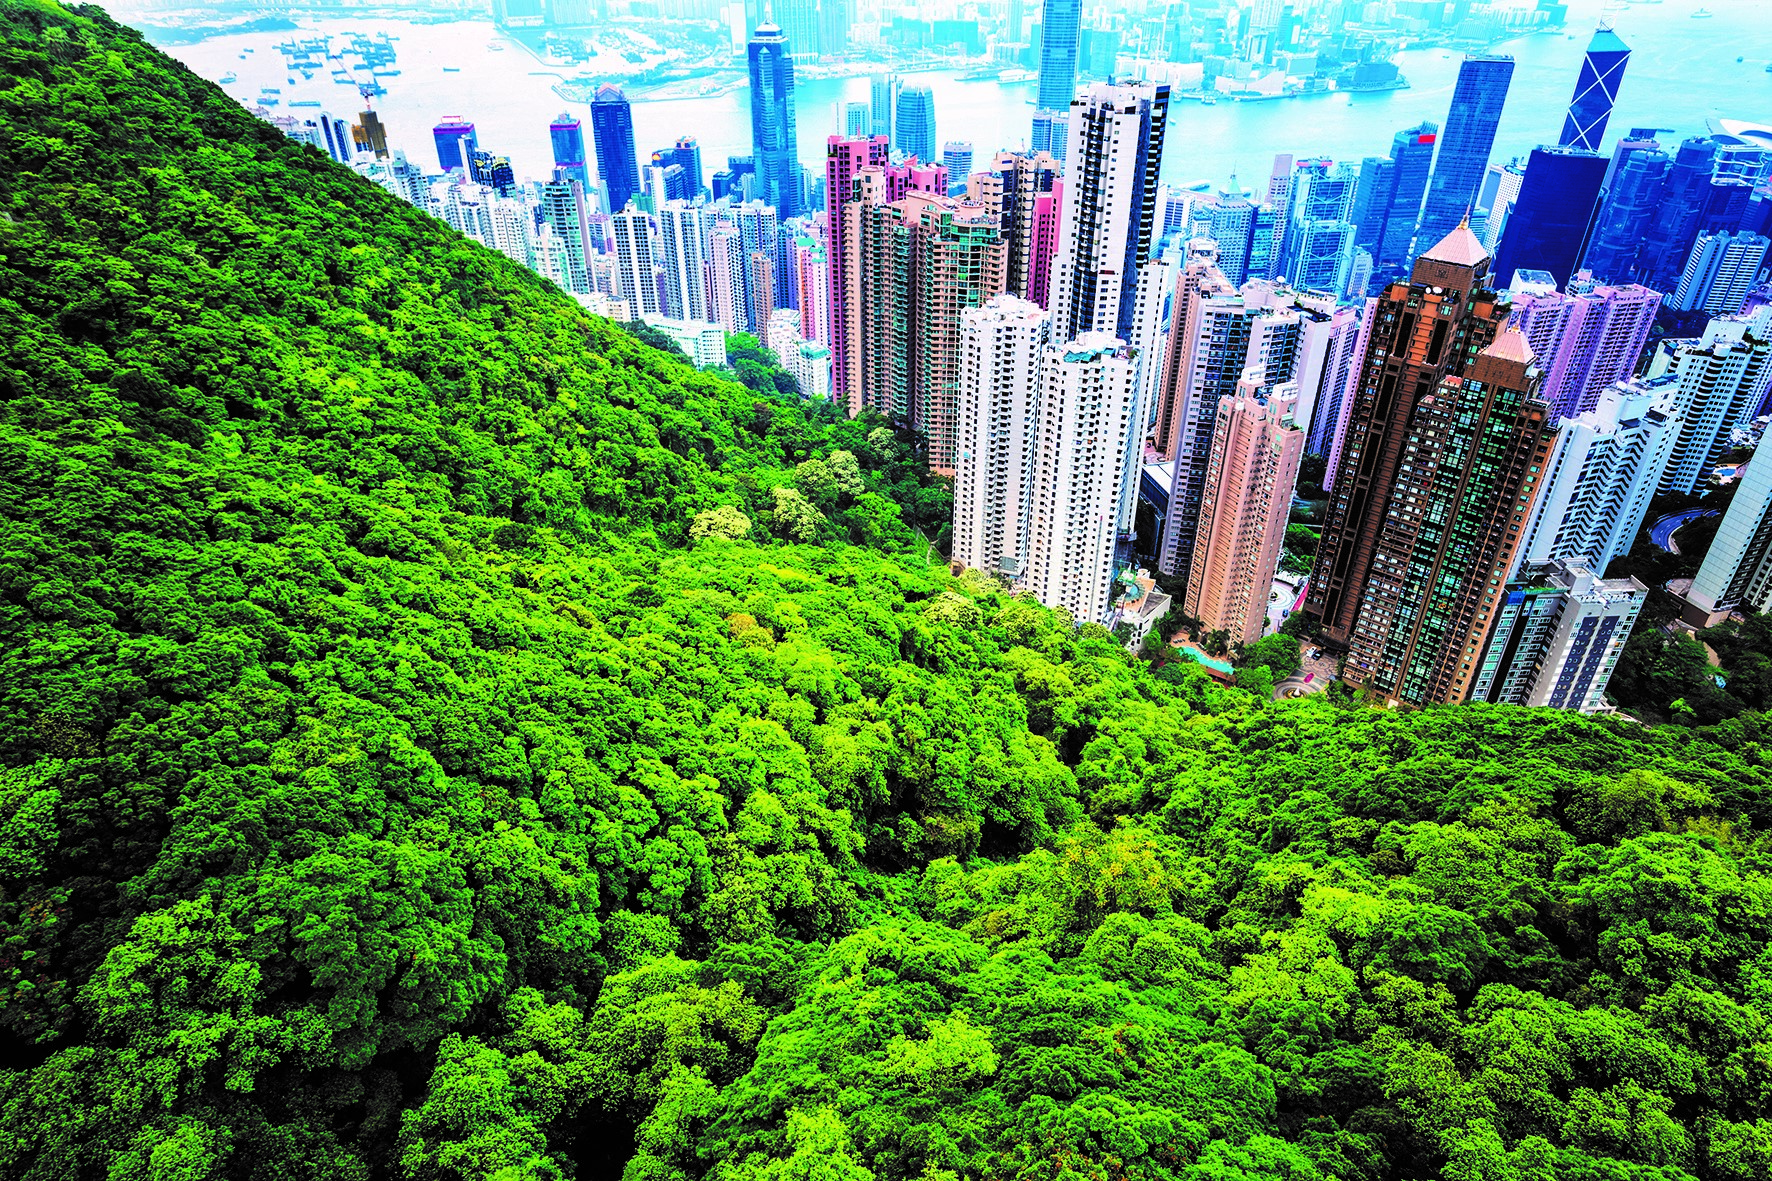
<box><xmin>1482</xmin><ymin>328</ymin><xmax>1536</xmax><ymax>366</ymax></box>
<box><xmin>1418</xmin><ymin>220</ymin><xmax>1491</xmax><ymax>269</ymax></box>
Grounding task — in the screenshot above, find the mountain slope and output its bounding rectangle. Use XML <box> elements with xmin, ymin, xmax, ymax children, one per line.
<box><xmin>5</xmin><ymin>5</ymin><xmax>1772</xmax><ymax>1181</ymax></box>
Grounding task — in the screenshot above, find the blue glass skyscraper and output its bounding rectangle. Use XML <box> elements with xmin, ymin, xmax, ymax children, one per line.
<box><xmin>549</xmin><ymin>112</ymin><xmax>589</xmax><ymax>191</ymax></box>
<box><xmin>1034</xmin><ymin>0</ymin><xmax>1081</xmax><ymax>112</ymax></box>
<box><xmin>591</xmin><ymin>84</ymin><xmax>641</xmax><ymax>216</ymax></box>
<box><xmin>1416</xmin><ymin>55</ymin><xmax>1514</xmax><ymax>251</ymax></box>
<box><xmin>747</xmin><ymin>22</ymin><xmax>802</xmax><ymax>219</ymax></box>
<box><xmin>1493</xmin><ymin>146</ymin><xmax>1609</xmax><ymax>289</ymax></box>
<box><xmin>1581</xmin><ymin>130</ymin><xmax>1671</xmax><ymax>283</ymax></box>
<box><xmin>1560</xmin><ymin>25</ymin><xmax>1631</xmax><ymax>152</ymax></box>
<box><xmin>895</xmin><ymin>86</ymin><xmax>937</xmax><ymax>166</ymax></box>
<box><xmin>432</xmin><ymin>117</ymin><xmax>477</xmax><ymax>173</ymax></box>
<box><xmin>1363</xmin><ymin>123</ymin><xmax>1437</xmax><ymax>277</ymax></box>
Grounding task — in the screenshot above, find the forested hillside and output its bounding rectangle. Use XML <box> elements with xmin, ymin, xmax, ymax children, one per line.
<box><xmin>6</xmin><ymin>5</ymin><xmax>1772</xmax><ymax>1181</ymax></box>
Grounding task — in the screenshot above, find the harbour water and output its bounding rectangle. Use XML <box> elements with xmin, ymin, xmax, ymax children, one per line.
<box><xmin>152</xmin><ymin>0</ymin><xmax>1772</xmax><ymax>192</ymax></box>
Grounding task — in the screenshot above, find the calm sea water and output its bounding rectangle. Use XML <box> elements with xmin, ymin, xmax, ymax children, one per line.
<box><xmin>152</xmin><ymin>0</ymin><xmax>1772</xmax><ymax>193</ymax></box>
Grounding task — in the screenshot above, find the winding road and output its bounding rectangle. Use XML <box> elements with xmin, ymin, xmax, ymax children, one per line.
<box><xmin>1649</xmin><ymin>508</ymin><xmax>1721</xmax><ymax>554</ymax></box>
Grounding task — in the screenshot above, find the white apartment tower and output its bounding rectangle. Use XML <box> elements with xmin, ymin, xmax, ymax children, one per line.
<box><xmin>611</xmin><ymin>207</ymin><xmax>661</xmax><ymax>318</ymax></box>
<box><xmin>1023</xmin><ymin>333</ymin><xmax>1140</xmax><ymax>625</ymax></box>
<box><xmin>1470</xmin><ymin>562</ymin><xmax>1647</xmax><ymax>712</ymax></box>
<box><xmin>1687</xmin><ymin>446</ymin><xmax>1772</xmax><ymax>620</ymax></box>
<box><xmin>658</xmin><ymin>201</ymin><xmax>709</xmax><ymax>322</ymax></box>
<box><xmin>1515</xmin><ymin>380</ymin><xmax>1681</xmax><ymax>578</ymax></box>
<box><xmin>952</xmin><ymin>296</ymin><xmax>1052</xmax><ymax>579</ymax></box>
<box><xmin>1048</xmin><ymin>82</ymin><xmax>1171</xmax><ymax>347</ymax></box>
<box><xmin>1649</xmin><ymin>318</ymin><xmax>1772</xmax><ymax>496</ymax></box>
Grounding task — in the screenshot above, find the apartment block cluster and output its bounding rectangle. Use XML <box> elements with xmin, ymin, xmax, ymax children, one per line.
<box><xmin>936</xmin><ymin>19</ymin><xmax>1772</xmax><ymax>717</ymax></box>
<box><xmin>259</xmin><ymin>9</ymin><xmax>1772</xmax><ymax>715</ymax></box>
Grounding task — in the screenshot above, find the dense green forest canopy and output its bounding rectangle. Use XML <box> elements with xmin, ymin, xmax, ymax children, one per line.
<box><xmin>6</xmin><ymin>5</ymin><xmax>1772</xmax><ymax>1181</ymax></box>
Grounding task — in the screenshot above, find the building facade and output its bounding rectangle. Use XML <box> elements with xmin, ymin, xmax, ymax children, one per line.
<box><xmin>1470</xmin><ymin>561</ymin><xmax>1645</xmax><ymax>712</ymax></box>
<box><xmin>1183</xmin><ymin>371</ymin><xmax>1307</xmax><ymax>647</ymax></box>
<box><xmin>952</xmin><ymin>295</ymin><xmax>1050</xmax><ymax>578</ymax></box>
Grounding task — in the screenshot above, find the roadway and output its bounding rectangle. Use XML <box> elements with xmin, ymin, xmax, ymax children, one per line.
<box><xmin>1649</xmin><ymin>508</ymin><xmax>1721</xmax><ymax>554</ymax></box>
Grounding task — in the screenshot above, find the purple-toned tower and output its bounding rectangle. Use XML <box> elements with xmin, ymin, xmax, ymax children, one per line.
<box><xmin>1508</xmin><ymin>270</ymin><xmax>1661</xmax><ymax>419</ymax></box>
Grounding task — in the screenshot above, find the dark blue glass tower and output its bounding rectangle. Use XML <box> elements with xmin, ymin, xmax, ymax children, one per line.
<box><xmin>672</xmin><ymin>136</ymin><xmax>704</xmax><ymax>199</ymax></box>
<box><xmin>1580</xmin><ymin>130</ymin><xmax>1670</xmax><ymax>283</ymax></box>
<box><xmin>549</xmin><ymin>112</ymin><xmax>589</xmax><ymax>192</ymax></box>
<box><xmin>747</xmin><ymin>23</ymin><xmax>802</xmax><ymax>219</ymax></box>
<box><xmin>1034</xmin><ymin>0</ymin><xmax>1081</xmax><ymax>112</ymax></box>
<box><xmin>1492</xmin><ymin>146</ymin><xmax>1609</xmax><ymax>288</ymax></box>
<box><xmin>1633</xmin><ymin>136</ymin><xmax>1718</xmax><ymax>291</ymax></box>
<box><xmin>895</xmin><ymin>85</ymin><xmax>937</xmax><ymax>165</ymax></box>
<box><xmin>590</xmin><ymin>84</ymin><xmax>641</xmax><ymax>216</ymax></box>
<box><xmin>1416</xmin><ymin>55</ymin><xmax>1514</xmax><ymax>251</ymax></box>
<box><xmin>1560</xmin><ymin>25</ymin><xmax>1630</xmax><ymax>152</ymax></box>
<box><xmin>432</xmin><ymin>117</ymin><xmax>477</xmax><ymax>173</ymax></box>
<box><xmin>1367</xmin><ymin>123</ymin><xmax>1437</xmax><ymax>276</ymax></box>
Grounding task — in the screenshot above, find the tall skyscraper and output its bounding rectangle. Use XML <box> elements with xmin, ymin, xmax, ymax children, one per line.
<box><xmin>794</xmin><ymin>234</ymin><xmax>830</xmax><ymax>347</ymax></box>
<box><xmin>671</xmin><ymin>136</ymin><xmax>705</xmax><ymax>200</ymax></box>
<box><xmin>966</xmin><ymin>150</ymin><xmax>1062</xmax><ymax>304</ymax></box>
<box><xmin>707</xmin><ymin>225</ymin><xmax>748</xmax><ymax>333</ymax></box>
<box><xmin>550</xmin><ymin>112</ymin><xmax>589</xmax><ymax>191</ymax></box>
<box><xmin>1023</xmin><ymin>332</ymin><xmax>1139</xmax><ymax>625</ymax></box>
<box><xmin>1047</xmin><ymin>82</ymin><xmax>1170</xmax><ymax>347</ymax></box>
<box><xmin>1031</xmin><ymin>110</ymin><xmax>1069</xmax><ymax>163</ymax></box>
<box><xmin>895</xmin><ymin>86</ymin><xmax>937</xmax><ymax>165</ymax></box>
<box><xmin>1035</xmin><ymin>0</ymin><xmax>1082</xmax><ymax>113</ymax></box>
<box><xmin>870</xmin><ymin>73</ymin><xmax>900</xmax><ymax>145</ymax></box>
<box><xmin>356</xmin><ymin>109</ymin><xmax>390</xmax><ymax>160</ymax></box>
<box><xmin>1515</xmin><ymin>380</ymin><xmax>1680</xmax><ymax>579</ymax></box>
<box><xmin>1492</xmin><ymin>146</ymin><xmax>1608</xmax><ymax>289</ymax></box>
<box><xmin>433</xmin><ymin>117</ymin><xmax>478</xmax><ymax>173</ymax></box>
<box><xmin>1306</xmin><ymin>223</ymin><xmax>1557</xmax><ymax>706</ymax></box>
<box><xmin>659</xmin><ymin>201</ymin><xmax>708</xmax><ymax>322</ymax></box>
<box><xmin>1648</xmin><ymin>319</ymin><xmax>1772</xmax><ymax>496</ymax></box>
<box><xmin>748</xmin><ymin>23</ymin><xmax>803</xmax><ymax>220</ymax></box>
<box><xmin>952</xmin><ymin>295</ymin><xmax>1051</xmax><ymax>579</ymax></box>
<box><xmin>591</xmin><ymin>84</ymin><xmax>641</xmax><ymax>216</ymax></box>
<box><xmin>1417</xmin><ymin>55</ymin><xmax>1514</xmax><ymax>252</ymax></box>
<box><xmin>1476</xmin><ymin>159</ymin><xmax>1527</xmax><ymax>253</ymax></box>
<box><xmin>1278</xmin><ymin>159</ymin><xmax>1358</xmax><ymax>293</ymax></box>
<box><xmin>942</xmin><ymin>142</ymin><xmax>973</xmax><ymax>196</ymax></box>
<box><xmin>1470</xmin><ymin>561</ymin><xmax>1646</xmax><ymax>712</ymax></box>
<box><xmin>1183</xmin><ymin>371</ymin><xmax>1307</xmax><ymax>647</ymax></box>
<box><xmin>844</xmin><ymin>101</ymin><xmax>869</xmax><ymax>138</ymax></box>
<box><xmin>1685</xmin><ymin>452</ymin><xmax>1772</xmax><ymax>623</ymax></box>
<box><xmin>1292</xmin><ymin>297</ymin><xmax>1367</xmax><ymax>458</ymax></box>
<box><xmin>837</xmin><ymin>171</ymin><xmax>1006</xmax><ymax>470</ymax></box>
<box><xmin>1155</xmin><ymin>275</ymin><xmax>1308</xmax><ymax>584</ymax></box>
<box><xmin>1364</xmin><ymin>124</ymin><xmax>1437</xmax><ymax>275</ymax></box>
<box><xmin>1507</xmin><ymin>271</ymin><xmax>1660</xmax><ymax>419</ymax></box>
<box><xmin>611</xmin><ymin>207</ymin><xmax>661</xmax><ymax>317</ymax></box>
<box><xmin>1196</xmin><ymin>191</ymin><xmax>1259</xmax><ymax>285</ymax></box>
<box><xmin>1632</xmin><ymin>136</ymin><xmax>1721</xmax><ymax>293</ymax></box>
<box><xmin>540</xmin><ymin>175</ymin><xmax>594</xmax><ymax>294</ymax></box>
<box><xmin>824</xmin><ymin>133</ymin><xmax>891</xmax><ymax>407</ymax></box>
<box><xmin>1581</xmin><ymin>131</ymin><xmax>1672</xmax><ymax>283</ymax></box>
<box><xmin>1560</xmin><ymin>24</ymin><xmax>1630</xmax><ymax>152</ymax></box>
<box><xmin>1669</xmin><ymin>232</ymin><xmax>1772</xmax><ymax>316</ymax></box>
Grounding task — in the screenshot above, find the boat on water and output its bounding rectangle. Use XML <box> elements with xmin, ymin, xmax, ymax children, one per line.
<box><xmin>1692</xmin><ymin>6</ymin><xmax>1714</xmax><ymax>15</ymax></box>
<box><xmin>219</xmin><ymin>70</ymin><xmax>237</xmax><ymax>82</ymax></box>
<box><xmin>443</xmin><ymin>66</ymin><xmax>462</xmax><ymax>72</ymax></box>
<box><xmin>291</xmin><ymin>100</ymin><xmax>321</xmax><ymax>107</ymax></box>
<box><xmin>489</xmin><ymin>42</ymin><xmax>506</xmax><ymax>51</ymax></box>
<box><xmin>999</xmin><ymin>67</ymin><xmax>1035</xmax><ymax>82</ymax></box>
<box><xmin>374</xmin><ymin>69</ymin><xmax>401</xmax><ymax>76</ymax></box>
<box><xmin>260</xmin><ymin>87</ymin><xmax>281</xmax><ymax>94</ymax></box>
<box><xmin>259</xmin><ymin>98</ymin><xmax>279</xmax><ymax>106</ymax></box>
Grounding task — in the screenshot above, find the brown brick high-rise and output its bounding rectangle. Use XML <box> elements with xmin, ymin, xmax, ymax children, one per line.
<box><xmin>1305</xmin><ymin>222</ymin><xmax>1557</xmax><ymax>705</ymax></box>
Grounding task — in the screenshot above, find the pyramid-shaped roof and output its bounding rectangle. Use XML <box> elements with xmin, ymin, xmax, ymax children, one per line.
<box><xmin>1418</xmin><ymin>220</ymin><xmax>1491</xmax><ymax>269</ymax></box>
<box><xmin>1483</xmin><ymin>328</ymin><xmax>1536</xmax><ymax>366</ymax></box>
<box><xmin>1587</xmin><ymin>24</ymin><xmax>1630</xmax><ymax>55</ymax></box>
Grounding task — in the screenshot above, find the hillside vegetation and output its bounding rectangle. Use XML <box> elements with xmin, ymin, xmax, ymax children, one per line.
<box><xmin>6</xmin><ymin>5</ymin><xmax>1772</xmax><ymax>1181</ymax></box>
